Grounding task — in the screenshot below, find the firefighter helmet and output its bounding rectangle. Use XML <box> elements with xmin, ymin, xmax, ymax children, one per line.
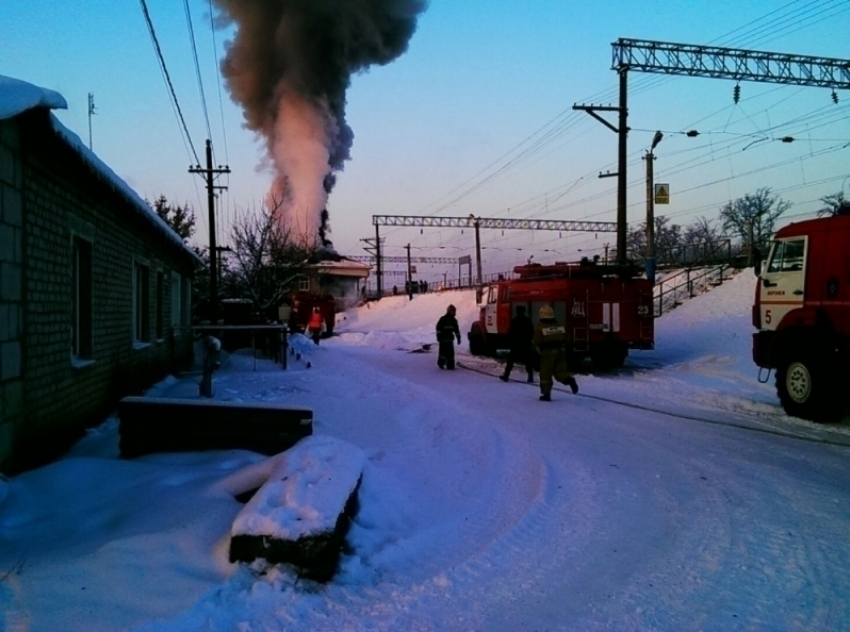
<box><xmin>539</xmin><ymin>304</ymin><xmax>554</xmax><ymax>319</ymax></box>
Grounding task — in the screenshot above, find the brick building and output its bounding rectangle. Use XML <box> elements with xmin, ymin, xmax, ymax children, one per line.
<box><xmin>0</xmin><ymin>76</ymin><xmax>200</xmax><ymax>474</ymax></box>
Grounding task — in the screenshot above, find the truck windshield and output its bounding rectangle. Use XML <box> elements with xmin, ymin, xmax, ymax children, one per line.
<box><xmin>766</xmin><ymin>238</ymin><xmax>805</xmax><ymax>273</ymax></box>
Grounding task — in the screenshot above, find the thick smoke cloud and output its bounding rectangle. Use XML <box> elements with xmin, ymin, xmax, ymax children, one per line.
<box><xmin>213</xmin><ymin>0</ymin><xmax>427</xmax><ymax>243</ymax></box>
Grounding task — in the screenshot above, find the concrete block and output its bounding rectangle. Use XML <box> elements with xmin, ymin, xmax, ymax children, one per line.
<box><xmin>0</xmin><ymin>420</ymin><xmax>13</xmax><ymax>470</ymax></box>
<box><xmin>0</xmin><ymin>144</ymin><xmax>13</xmax><ymax>186</ymax></box>
<box><xmin>0</xmin><ymin>119</ymin><xmax>20</xmax><ymax>150</ymax></box>
<box><xmin>1</xmin><ymin>186</ymin><xmax>22</xmax><ymax>227</ymax></box>
<box><xmin>0</xmin><ymin>305</ymin><xmax>9</xmax><ymax>342</ymax></box>
<box><xmin>0</xmin><ymin>224</ymin><xmax>19</xmax><ymax>263</ymax></box>
<box><xmin>117</xmin><ymin>397</ymin><xmax>313</xmax><ymax>458</ymax></box>
<box><xmin>9</xmin><ymin>305</ymin><xmax>19</xmax><ymax>339</ymax></box>
<box><xmin>0</xmin><ymin>264</ymin><xmax>21</xmax><ymax>301</ymax></box>
<box><xmin>0</xmin><ymin>342</ymin><xmax>21</xmax><ymax>380</ymax></box>
<box><xmin>1</xmin><ymin>380</ymin><xmax>23</xmax><ymax>417</ymax></box>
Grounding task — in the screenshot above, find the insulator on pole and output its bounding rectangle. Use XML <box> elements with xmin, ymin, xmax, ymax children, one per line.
<box><xmin>832</xmin><ymin>90</ymin><xmax>839</xmax><ymax>104</ymax></box>
<box><xmin>733</xmin><ymin>83</ymin><xmax>741</xmax><ymax>104</ymax></box>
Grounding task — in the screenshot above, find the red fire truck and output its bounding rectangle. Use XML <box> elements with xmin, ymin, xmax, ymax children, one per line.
<box><xmin>468</xmin><ymin>261</ymin><xmax>655</xmax><ymax>369</ymax></box>
<box><xmin>752</xmin><ymin>207</ymin><xmax>850</xmax><ymax>421</ymax></box>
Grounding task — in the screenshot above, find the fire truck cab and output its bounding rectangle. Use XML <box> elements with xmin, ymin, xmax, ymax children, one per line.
<box><xmin>752</xmin><ymin>206</ymin><xmax>850</xmax><ymax>421</ymax></box>
<box><xmin>468</xmin><ymin>261</ymin><xmax>654</xmax><ymax>369</ymax></box>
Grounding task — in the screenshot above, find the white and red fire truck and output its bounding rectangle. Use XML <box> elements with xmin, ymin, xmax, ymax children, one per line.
<box><xmin>468</xmin><ymin>261</ymin><xmax>654</xmax><ymax>369</ymax></box>
<box><xmin>752</xmin><ymin>206</ymin><xmax>850</xmax><ymax>421</ymax></box>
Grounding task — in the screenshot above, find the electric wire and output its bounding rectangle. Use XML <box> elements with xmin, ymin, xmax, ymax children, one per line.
<box><xmin>139</xmin><ymin>0</ymin><xmax>200</xmax><ymax>166</ymax></box>
<box><xmin>184</xmin><ymin>0</ymin><xmax>212</xmax><ymax>141</ymax></box>
<box><xmin>371</xmin><ymin>1</ymin><xmax>850</xmax><ymax>278</ymax></box>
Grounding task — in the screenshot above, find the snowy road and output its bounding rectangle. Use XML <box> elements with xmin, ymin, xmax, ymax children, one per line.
<box><xmin>3</xmin><ymin>274</ymin><xmax>849</xmax><ymax>632</ymax></box>
<box><xmin>298</xmin><ymin>342</ymin><xmax>850</xmax><ymax>631</ymax></box>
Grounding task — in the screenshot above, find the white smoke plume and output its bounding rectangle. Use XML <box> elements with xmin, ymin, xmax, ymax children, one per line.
<box><xmin>212</xmin><ymin>0</ymin><xmax>428</xmax><ymax>243</ymax></box>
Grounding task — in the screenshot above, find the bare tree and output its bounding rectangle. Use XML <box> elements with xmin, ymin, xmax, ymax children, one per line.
<box><xmin>682</xmin><ymin>216</ymin><xmax>726</xmax><ymax>262</ymax></box>
<box><xmin>817</xmin><ymin>191</ymin><xmax>849</xmax><ymax>217</ymax></box>
<box><xmin>626</xmin><ymin>216</ymin><xmax>683</xmax><ymax>266</ymax></box>
<box><xmin>150</xmin><ymin>195</ymin><xmax>196</xmax><ymax>242</ymax></box>
<box><xmin>719</xmin><ymin>188</ymin><xmax>790</xmax><ymax>263</ymax></box>
<box><xmin>227</xmin><ymin>199</ymin><xmax>321</xmax><ymax>316</ymax></box>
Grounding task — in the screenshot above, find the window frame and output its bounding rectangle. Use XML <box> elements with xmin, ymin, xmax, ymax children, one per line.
<box><xmin>71</xmin><ymin>236</ymin><xmax>93</xmax><ymax>361</ymax></box>
<box><xmin>155</xmin><ymin>269</ymin><xmax>165</xmax><ymax>341</ymax></box>
<box><xmin>133</xmin><ymin>260</ymin><xmax>151</xmax><ymax>345</ymax></box>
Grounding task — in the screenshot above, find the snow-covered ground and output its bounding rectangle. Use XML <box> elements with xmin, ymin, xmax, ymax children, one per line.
<box><xmin>1</xmin><ymin>270</ymin><xmax>849</xmax><ymax>632</ymax></box>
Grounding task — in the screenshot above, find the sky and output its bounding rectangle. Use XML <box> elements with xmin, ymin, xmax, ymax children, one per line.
<box><xmin>2</xmin><ymin>269</ymin><xmax>849</xmax><ymax>631</ymax></box>
<box><xmin>1</xmin><ymin>0</ymin><xmax>849</xmax><ymax>279</ymax></box>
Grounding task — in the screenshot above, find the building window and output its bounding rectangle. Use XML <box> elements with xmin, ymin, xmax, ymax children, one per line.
<box><xmin>299</xmin><ymin>277</ymin><xmax>310</xmax><ymax>291</ymax></box>
<box><xmin>155</xmin><ymin>271</ymin><xmax>164</xmax><ymax>340</ymax></box>
<box><xmin>134</xmin><ymin>262</ymin><xmax>150</xmax><ymax>342</ymax></box>
<box><xmin>171</xmin><ymin>272</ymin><xmax>182</xmax><ymax>329</ymax></box>
<box><xmin>72</xmin><ymin>237</ymin><xmax>93</xmax><ymax>359</ymax></box>
<box><xmin>183</xmin><ymin>277</ymin><xmax>192</xmax><ymax>326</ymax></box>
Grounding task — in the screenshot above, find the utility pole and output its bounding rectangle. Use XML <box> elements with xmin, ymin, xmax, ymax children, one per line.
<box><xmin>405</xmin><ymin>243</ymin><xmax>413</xmax><ymax>300</ymax></box>
<box><xmin>189</xmin><ymin>139</ymin><xmax>230</xmax><ymax>323</ymax></box>
<box><xmin>572</xmin><ymin>92</ymin><xmax>629</xmax><ymax>266</ymax></box>
<box><xmin>359</xmin><ymin>236</ymin><xmax>384</xmax><ymax>299</ymax></box>
<box><xmin>617</xmin><ymin>68</ymin><xmax>628</xmax><ymax>266</ymax></box>
<box><xmin>375</xmin><ymin>224</ymin><xmax>382</xmax><ymax>298</ymax></box>
<box><xmin>643</xmin><ymin>131</ymin><xmax>663</xmax><ymax>284</ymax></box>
<box><xmin>471</xmin><ymin>215</ymin><xmax>482</xmax><ymax>285</ymax></box>
<box><xmin>215</xmin><ymin>245</ymin><xmax>232</xmax><ymax>291</ymax></box>
<box><xmin>87</xmin><ymin>93</ymin><xmax>96</xmax><ymax>151</ymax></box>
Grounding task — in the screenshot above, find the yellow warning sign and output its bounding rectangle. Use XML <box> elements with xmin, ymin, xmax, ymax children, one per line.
<box><xmin>655</xmin><ymin>183</ymin><xmax>670</xmax><ymax>204</ymax></box>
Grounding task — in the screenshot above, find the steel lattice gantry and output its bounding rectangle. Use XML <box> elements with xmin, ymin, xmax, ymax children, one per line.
<box><xmin>347</xmin><ymin>255</ymin><xmax>459</xmax><ymax>264</ymax></box>
<box><xmin>612</xmin><ymin>38</ymin><xmax>850</xmax><ymax>89</ymax></box>
<box><xmin>372</xmin><ymin>215</ymin><xmax>617</xmax><ymax>232</ymax></box>
<box><xmin>574</xmin><ymin>38</ymin><xmax>850</xmax><ymax>267</ymax></box>
<box><xmin>366</xmin><ymin>214</ymin><xmax>617</xmax><ymax>297</ymax></box>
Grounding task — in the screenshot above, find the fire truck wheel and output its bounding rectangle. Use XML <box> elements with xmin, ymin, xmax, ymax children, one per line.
<box><xmin>468</xmin><ymin>326</ymin><xmax>487</xmax><ymax>356</ymax></box>
<box><xmin>591</xmin><ymin>344</ymin><xmax>628</xmax><ymax>371</ymax></box>
<box><xmin>776</xmin><ymin>352</ymin><xmax>839</xmax><ymax>422</ymax></box>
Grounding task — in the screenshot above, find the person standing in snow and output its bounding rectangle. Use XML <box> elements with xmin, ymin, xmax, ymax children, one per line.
<box><xmin>500</xmin><ymin>305</ymin><xmax>535</xmax><ymax>383</ymax></box>
<box><xmin>533</xmin><ymin>304</ymin><xmax>578</xmax><ymax>401</ymax></box>
<box><xmin>307</xmin><ymin>307</ymin><xmax>324</xmax><ymax>345</ymax></box>
<box><xmin>436</xmin><ymin>304</ymin><xmax>462</xmax><ymax>370</ymax></box>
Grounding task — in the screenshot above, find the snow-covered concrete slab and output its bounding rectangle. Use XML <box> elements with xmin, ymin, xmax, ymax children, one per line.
<box><xmin>229</xmin><ymin>435</ymin><xmax>365</xmax><ymax>581</ymax></box>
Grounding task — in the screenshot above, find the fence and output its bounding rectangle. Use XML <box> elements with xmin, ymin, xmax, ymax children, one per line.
<box><xmin>653</xmin><ymin>264</ymin><xmax>734</xmax><ymax>316</ymax></box>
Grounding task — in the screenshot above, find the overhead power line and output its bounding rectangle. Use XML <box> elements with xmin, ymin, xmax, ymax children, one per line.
<box><xmin>183</xmin><ymin>0</ymin><xmax>212</xmax><ymax>141</ymax></box>
<box><xmin>139</xmin><ymin>0</ymin><xmax>200</xmax><ymax>165</ymax></box>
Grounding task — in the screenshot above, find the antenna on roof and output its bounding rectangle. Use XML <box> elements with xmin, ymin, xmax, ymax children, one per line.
<box><xmin>87</xmin><ymin>93</ymin><xmax>97</xmax><ymax>151</ymax></box>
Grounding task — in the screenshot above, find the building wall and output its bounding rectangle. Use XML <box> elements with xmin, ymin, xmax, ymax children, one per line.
<box><xmin>0</xmin><ymin>119</ymin><xmax>25</xmax><ymax>471</ymax></box>
<box><xmin>0</xmin><ymin>110</ymin><xmax>196</xmax><ymax>474</ymax></box>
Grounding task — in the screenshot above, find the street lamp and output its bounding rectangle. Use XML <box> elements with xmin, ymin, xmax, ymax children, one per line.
<box><xmin>643</xmin><ymin>131</ymin><xmax>663</xmax><ymax>284</ymax></box>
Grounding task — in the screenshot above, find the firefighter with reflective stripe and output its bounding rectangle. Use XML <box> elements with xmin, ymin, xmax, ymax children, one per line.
<box><xmin>307</xmin><ymin>307</ymin><xmax>324</xmax><ymax>345</ymax></box>
<box><xmin>533</xmin><ymin>304</ymin><xmax>578</xmax><ymax>401</ymax></box>
<box><xmin>436</xmin><ymin>304</ymin><xmax>461</xmax><ymax>369</ymax></box>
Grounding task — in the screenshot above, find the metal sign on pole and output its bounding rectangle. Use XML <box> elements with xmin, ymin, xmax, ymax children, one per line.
<box><xmin>654</xmin><ymin>183</ymin><xmax>670</xmax><ymax>204</ymax></box>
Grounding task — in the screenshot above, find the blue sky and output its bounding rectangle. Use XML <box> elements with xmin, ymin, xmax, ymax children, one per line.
<box><xmin>2</xmin><ymin>0</ymin><xmax>849</xmax><ymax>279</ymax></box>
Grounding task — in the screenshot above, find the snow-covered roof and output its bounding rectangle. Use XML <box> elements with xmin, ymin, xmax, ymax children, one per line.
<box><xmin>310</xmin><ymin>258</ymin><xmax>372</xmax><ymax>278</ymax></box>
<box><xmin>0</xmin><ymin>75</ymin><xmax>202</xmax><ymax>265</ymax></box>
<box><xmin>0</xmin><ymin>75</ymin><xmax>67</xmax><ymax>120</ymax></box>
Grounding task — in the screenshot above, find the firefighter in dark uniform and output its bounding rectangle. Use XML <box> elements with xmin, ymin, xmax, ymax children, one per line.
<box><xmin>436</xmin><ymin>304</ymin><xmax>461</xmax><ymax>369</ymax></box>
<box><xmin>533</xmin><ymin>304</ymin><xmax>578</xmax><ymax>401</ymax></box>
<box><xmin>500</xmin><ymin>305</ymin><xmax>535</xmax><ymax>383</ymax></box>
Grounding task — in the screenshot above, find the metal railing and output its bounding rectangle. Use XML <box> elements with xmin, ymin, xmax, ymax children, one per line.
<box><xmin>654</xmin><ymin>264</ymin><xmax>734</xmax><ymax>316</ymax></box>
